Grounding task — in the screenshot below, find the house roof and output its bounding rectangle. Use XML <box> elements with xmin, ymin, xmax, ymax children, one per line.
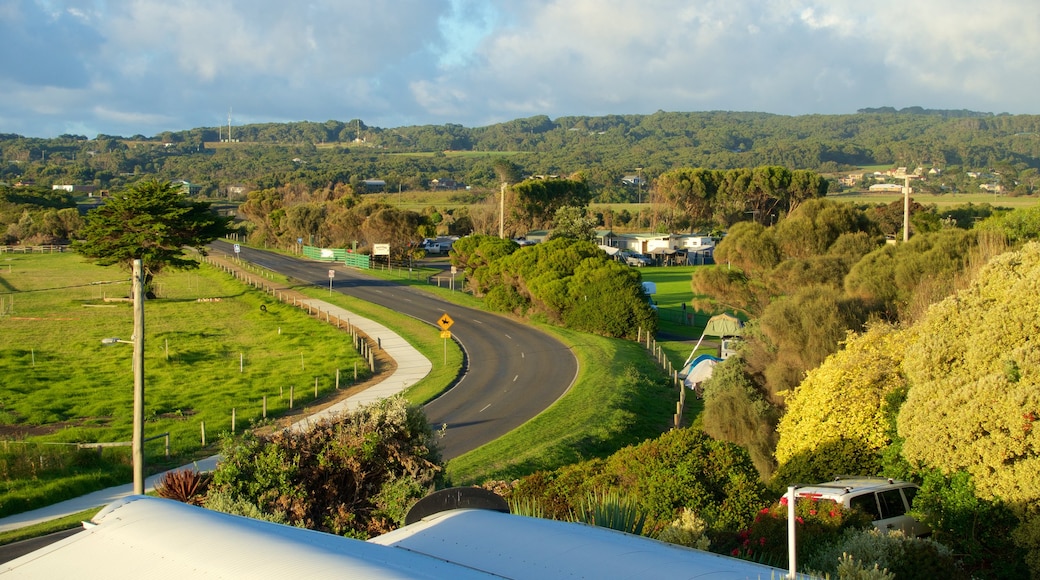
<box><xmin>3</xmin><ymin>496</ymin><xmax>792</xmax><ymax>579</ymax></box>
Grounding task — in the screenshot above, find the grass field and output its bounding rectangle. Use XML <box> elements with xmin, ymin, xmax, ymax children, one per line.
<box><xmin>827</xmin><ymin>190</ymin><xmax>1040</xmax><ymax>209</ymax></box>
<box><xmin>0</xmin><ymin>252</ymin><xmax>377</xmax><ymax>515</ymax></box>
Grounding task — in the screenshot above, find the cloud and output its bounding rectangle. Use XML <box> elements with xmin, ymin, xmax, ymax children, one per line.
<box><xmin>1</xmin><ymin>0</ymin><xmax>1038</xmax><ymax>138</ymax></box>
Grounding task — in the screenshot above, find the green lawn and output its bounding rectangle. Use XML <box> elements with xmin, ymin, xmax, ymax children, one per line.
<box><xmin>0</xmin><ymin>252</ymin><xmax>372</xmax><ymax>516</ymax></box>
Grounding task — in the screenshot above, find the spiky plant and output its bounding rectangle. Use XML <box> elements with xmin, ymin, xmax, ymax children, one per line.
<box><xmin>155</xmin><ymin>468</ymin><xmax>212</xmax><ymax>505</ymax></box>
<box><xmin>573</xmin><ymin>490</ymin><xmax>648</xmax><ymax>536</ymax></box>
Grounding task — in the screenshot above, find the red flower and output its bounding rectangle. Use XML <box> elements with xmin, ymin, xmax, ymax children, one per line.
<box><xmin>809</xmin><ymin>509</ymin><xmax>817</xmax><ymax>516</ymax></box>
<box><xmin>829</xmin><ymin>510</ymin><xmax>838</xmax><ymax>518</ymax></box>
<box><xmin>760</xmin><ymin>508</ymin><xmax>770</xmax><ymax>514</ymax></box>
<box><xmin>731</xmin><ymin>548</ymin><xmax>740</xmax><ymax>556</ymax></box>
<box><xmin>796</xmin><ymin>516</ymin><xmax>804</xmax><ymax>524</ymax></box>
<box><xmin>779</xmin><ymin>496</ymin><xmax>789</xmax><ymax>506</ymax></box>
<box><xmin>759</xmin><ymin>537</ymin><xmax>766</xmax><ymax>546</ymax></box>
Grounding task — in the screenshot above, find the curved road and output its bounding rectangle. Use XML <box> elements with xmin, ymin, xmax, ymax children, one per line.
<box><xmin>211</xmin><ymin>241</ymin><xmax>578</xmax><ymax>460</ymax></box>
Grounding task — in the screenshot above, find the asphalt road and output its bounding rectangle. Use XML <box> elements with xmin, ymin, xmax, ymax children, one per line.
<box><xmin>210</xmin><ymin>241</ymin><xmax>578</xmax><ymax>460</ymax></box>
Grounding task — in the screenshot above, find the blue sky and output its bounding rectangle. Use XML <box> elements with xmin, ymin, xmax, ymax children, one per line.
<box><xmin>2</xmin><ymin>0</ymin><xmax>1039</xmax><ymax>138</ymax></box>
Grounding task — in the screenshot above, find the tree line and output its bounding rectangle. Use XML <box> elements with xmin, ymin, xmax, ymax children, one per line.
<box><xmin>4</xmin><ymin>109</ymin><xmax>1040</xmax><ymax>202</ymax></box>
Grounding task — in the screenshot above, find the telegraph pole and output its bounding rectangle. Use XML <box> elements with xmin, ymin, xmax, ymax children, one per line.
<box><xmin>131</xmin><ymin>259</ymin><xmax>145</xmax><ymax>495</ymax></box>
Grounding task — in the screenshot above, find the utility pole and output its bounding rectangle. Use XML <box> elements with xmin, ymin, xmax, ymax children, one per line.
<box><xmin>499</xmin><ymin>182</ymin><xmax>508</xmax><ymax>239</ymax></box>
<box><xmin>131</xmin><ymin>259</ymin><xmax>145</xmax><ymax>495</ymax></box>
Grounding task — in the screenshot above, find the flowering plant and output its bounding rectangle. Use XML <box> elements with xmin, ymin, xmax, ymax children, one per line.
<box><xmin>722</xmin><ymin>495</ymin><xmax>872</xmax><ymax>566</ymax></box>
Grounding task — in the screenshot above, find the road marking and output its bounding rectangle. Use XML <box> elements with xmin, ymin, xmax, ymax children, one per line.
<box><xmin>513</xmin><ymin>375</ymin><xmax>519</xmax><ymax>382</ymax></box>
<box><xmin>504</xmin><ymin>333</ymin><xmax>512</xmax><ymax>340</ymax></box>
<box><xmin>479</xmin><ymin>404</ymin><xmax>492</xmax><ymax>413</ymax></box>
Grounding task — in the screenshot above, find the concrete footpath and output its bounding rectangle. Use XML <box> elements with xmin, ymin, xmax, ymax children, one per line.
<box><xmin>0</xmin><ymin>299</ymin><xmax>432</xmax><ymax>534</ymax></box>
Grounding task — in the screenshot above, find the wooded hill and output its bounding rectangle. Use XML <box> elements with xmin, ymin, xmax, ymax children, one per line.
<box><xmin>3</xmin><ymin>108</ymin><xmax>1040</xmax><ymax>201</ymax></box>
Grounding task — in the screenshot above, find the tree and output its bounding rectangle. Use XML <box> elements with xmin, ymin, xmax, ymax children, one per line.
<box><xmin>655</xmin><ymin>167</ymin><xmax>722</xmax><ymax>230</ymax></box>
<box><xmin>549</xmin><ymin>205</ymin><xmax>597</xmax><ymax>242</ymax></box>
<box><xmin>73</xmin><ymin>179</ymin><xmax>230</xmax><ymax>295</ymax></box>
<box><xmin>510</xmin><ymin>177</ymin><xmax>592</xmax><ymax>232</ymax></box>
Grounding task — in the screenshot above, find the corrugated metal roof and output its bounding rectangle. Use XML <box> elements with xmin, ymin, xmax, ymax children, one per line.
<box><xmin>372</xmin><ymin>509</ymin><xmax>794</xmax><ymax>579</ymax></box>
<box><xmin>2</xmin><ymin>496</ymin><xmax>805</xmax><ymax>579</ymax></box>
<box><xmin>0</xmin><ymin>497</ymin><xmax>491</xmax><ymax>579</ymax></box>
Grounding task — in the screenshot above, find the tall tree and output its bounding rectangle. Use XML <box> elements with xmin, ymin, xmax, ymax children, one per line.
<box><xmin>510</xmin><ymin>177</ymin><xmax>592</xmax><ymax>232</ymax></box>
<box><xmin>73</xmin><ymin>179</ymin><xmax>231</xmax><ymax>295</ymax></box>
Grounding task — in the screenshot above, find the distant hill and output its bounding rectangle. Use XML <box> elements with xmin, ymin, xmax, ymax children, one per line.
<box><xmin>3</xmin><ymin>109</ymin><xmax>1040</xmax><ymax>199</ymax></box>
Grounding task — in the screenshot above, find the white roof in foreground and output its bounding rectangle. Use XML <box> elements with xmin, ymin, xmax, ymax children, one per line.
<box><xmin>372</xmin><ymin>507</ymin><xmax>793</xmax><ymax>579</ymax></box>
<box><xmin>1</xmin><ymin>496</ymin><xmax>800</xmax><ymax>579</ymax></box>
<box><xmin>0</xmin><ymin>496</ymin><xmax>488</xmax><ymax>580</ymax></box>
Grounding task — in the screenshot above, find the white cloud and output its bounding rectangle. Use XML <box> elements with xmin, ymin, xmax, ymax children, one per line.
<box><xmin>1</xmin><ymin>0</ymin><xmax>1039</xmax><ymax>137</ymax></box>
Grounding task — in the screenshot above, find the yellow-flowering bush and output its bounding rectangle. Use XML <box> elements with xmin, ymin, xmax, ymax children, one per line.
<box><xmin>899</xmin><ymin>241</ymin><xmax>1040</xmax><ymax>573</ymax></box>
<box><xmin>773</xmin><ymin>323</ymin><xmax>912</xmax><ymax>485</ymax></box>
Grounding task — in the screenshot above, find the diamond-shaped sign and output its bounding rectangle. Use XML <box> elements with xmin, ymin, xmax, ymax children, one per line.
<box><xmin>437</xmin><ymin>313</ymin><xmax>454</xmax><ymax>331</ymax></box>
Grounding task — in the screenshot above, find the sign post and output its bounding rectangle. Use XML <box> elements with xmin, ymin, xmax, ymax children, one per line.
<box><xmin>437</xmin><ymin>313</ymin><xmax>454</xmax><ymax>365</ymax></box>
<box><xmin>328</xmin><ymin>269</ymin><xmax>335</xmax><ymax>294</ymax></box>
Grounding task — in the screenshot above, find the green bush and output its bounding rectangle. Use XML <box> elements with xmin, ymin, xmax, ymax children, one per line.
<box><xmin>206</xmin><ymin>395</ymin><xmax>441</xmax><ymax>538</ymax></box>
<box><xmin>911</xmin><ymin>470</ymin><xmax>1029</xmax><ymax>579</ymax></box>
<box><xmin>506</xmin><ymin>428</ymin><xmax>767</xmax><ymax>535</ymax></box>
<box><xmin>806</xmin><ymin>528</ymin><xmax>965</xmax><ymax>580</ymax></box>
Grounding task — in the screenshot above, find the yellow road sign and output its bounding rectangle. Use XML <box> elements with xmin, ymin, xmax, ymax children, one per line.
<box><xmin>440</xmin><ymin>330</ymin><xmax>452</xmax><ymax>339</ymax></box>
<box><xmin>437</xmin><ymin>313</ymin><xmax>454</xmax><ymax>331</ymax></box>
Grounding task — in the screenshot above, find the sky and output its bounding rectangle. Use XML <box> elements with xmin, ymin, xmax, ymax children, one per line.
<box><xmin>2</xmin><ymin>0</ymin><xmax>1039</xmax><ymax>139</ymax></box>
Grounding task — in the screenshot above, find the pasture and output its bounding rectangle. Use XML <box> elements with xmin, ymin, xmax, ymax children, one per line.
<box><xmin>0</xmin><ymin>252</ymin><xmax>371</xmax><ymax>514</ymax></box>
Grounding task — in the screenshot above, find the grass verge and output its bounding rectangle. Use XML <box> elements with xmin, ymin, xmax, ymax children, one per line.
<box><xmin>444</xmin><ymin>325</ymin><xmax>685</xmax><ymax>485</ymax></box>
<box><xmin>0</xmin><ymin>507</ymin><xmax>102</xmax><ymax>546</ymax></box>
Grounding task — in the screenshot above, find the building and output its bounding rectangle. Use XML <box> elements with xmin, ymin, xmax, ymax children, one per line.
<box><xmin>51</xmin><ymin>184</ymin><xmax>97</xmax><ymax>194</ymax></box>
<box><xmin>363</xmin><ymin>179</ymin><xmax>387</xmax><ymax>192</ymax></box>
<box><xmin>868</xmin><ymin>183</ymin><xmax>903</xmax><ymax>192</ymax></box>
<box><xmin>171</xmin><ymin>180</ymin><xmax>202</xmax><ymax>196</ymax></box>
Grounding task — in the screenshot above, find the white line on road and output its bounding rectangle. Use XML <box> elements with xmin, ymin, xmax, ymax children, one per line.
<box><xmin>504</xmin><ymin>334</ymin><xmax>512</xmax><ymax>340</ymax></box>
<box><xmin>479</xmin><ymin>404</ymin><xmax>492</xmax><ymax>413</ymax></box>
<box><xmin>514</xmin><ymin>375</ymin><xmax>519</xmax><ymax>382</ymax></box>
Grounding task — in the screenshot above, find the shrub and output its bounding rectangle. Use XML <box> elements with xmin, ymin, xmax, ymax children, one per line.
<box><xmin>898</xmin><ymin>241</ymin><xmax>1040</xmax><ymax>573</ymax></box>
<box><xmin>806</xmin><ymin>528</ymin><xmax>965</xmax><ymax>580</ymax></box>
<box><xmin>504</xmin><ymin>428</ymin><xmax>766</xmax><ymax>536</ymax></box>
<box><xmin>911</xmin><ymin>470</ymin><xmax>1029</xmax><ymax>579</ymax></box>
<box><xmin>656</xmin><ymin>508</ymin><xmax>711</xmax><ymax>551</ymax></box>
<box><xmin>772</xmin><ymin>323</ymin><xmax>912</xmax><ymax>488</ymax></box>
<box><xmin>833</xmin><ymin>553</ymin><xmax>894</xmax><ymax>580</ymax></box>
<box><xmin>718</xmin><ymin>494</ymin><xmax>872</xmax><ymax>569</ymax></box>
<box><xmin>206</xmin><ymin>395</ymin><xmax>441</xmax><ymax>538</ymax></box>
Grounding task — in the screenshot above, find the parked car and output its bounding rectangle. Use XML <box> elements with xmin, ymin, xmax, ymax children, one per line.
<box><xmin>621</xmin><ymin>251</ymin><xmax>652</xmax><ymax>267</ymax></box>
<box><xmin>796</xmin><ymin>477</ymin><xmax>929</xmax><ymax>537</ymax></box>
